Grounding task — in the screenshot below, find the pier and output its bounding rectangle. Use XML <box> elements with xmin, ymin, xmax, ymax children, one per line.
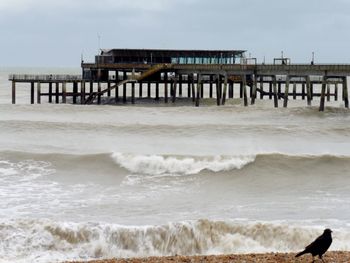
<box><xmin>9</xmin><ymin>49</ymin><xmax>350</xmax><ymax>111</ymax></box>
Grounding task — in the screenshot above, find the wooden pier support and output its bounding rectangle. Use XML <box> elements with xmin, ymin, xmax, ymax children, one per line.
<box><xmin>335</xmin><ymin>83</ymin><xmax>338</xmax><ymax>101</ymax></box>
<box><xmin>343</xmin><ymin>77</ymin><xmax>349</xmax><ymax>108</ymax></box>
<box><xmin>191</xmin><ymin>74</ymin><xmax>196</xmax><ymax>103</ymax></box>
<box><xmin>48</xmin><ymin>83</ymin><xmax>53</xmax><ymax>103</ymax></box>
<box><xmin>230</xmin><ymin>81</ymin><xmax>234</xmax><ymax>99</ymax></box>
<box><xmin>222</xmin><ymin>75</ymin><xmax>228</xmax><ymax>105</ymax></box>
<box><xmin>131</xmin><ymin>82</ymin><xmax>135</xmax><ymax>104</ymax></box>
<box><xmin>62</xmin><ymin>82</ymin><xmax>66</xmax><ymax>103</ymax></box>
<box><xmin>81</xmin><ymin>81</ymin><xmax>86</xmax><ymax>104</ymax></box>
<box><xmin>164</xmin><ymin>73</ymin><xmax>168</xmax><ymax>103</ymax></box>
<box><xmin>306</xmin><ymin>76</ymin><xmax>312</xmax><ymax>106</ymax></box>
<box><xmin>31</xmin><ymin>82</ymin><xmax>35</xmax><ymax>104</ymax></box>
<box><xmin>302</xmin><ymin>83</ymin><xmax>306</xmax><ymax>100</ymax></box>
<box><xmin>242</xmin><ymin>75</ymin><xmax>248</xmax><ymax>106</ymax></box>
<box><xmin>155</xmin><ymin>82</ymin><xmax>159</xmax><ymax>100</ymax></box>
<box><xmin>269</xmin><ymin>82</ymin><xmax>273</xmax><ymax>100</ymax></box>
<box><xmin>147</xmin><ymin>82</ymin><xmax>151</xmax><ymax>98</ymax></box>
<box><xmin>37</xmin><ymin>82</ymin><xmax>41</xmax><ymax>104</ymax></box>
<box><xmin>179</xmin><ymin>75</ymin><xmax>182</xmax><ymax>97</ymax></box>
<box><xmin>123</xmin><ymin>72</ymin><xmax>127</xmax><ymax>103</ymax></box>
<box><xmin>55</xmin><ymin>83</ymin><xmax>59</xmax><ymax>103</ymax></box>
<box><xmin>115</xmin><ymin>78</ymin><xmax>119</xmax><ymax>103</ymax></box>
<box><xmin>172</xmin><ymin>79</ymin><xmax>177</xmax><ymax>103</ymax></box>
<box><xmin>216</xmin><ymin>75</ymin><xmax>221</xmax><ymax>106</ymax></box>
<box><xmin>259</xmin><ymin>79</ymin><xmax>264</xmax><ymax>99</ymax></box>
<box><xmin>139</xmin><ymin>82</ymin><xmax>143</xmax><ymax>98</ymax></box>
<box><xmin>293</xmin><ymin>82</ymin><xmax>297</xmax><ymax>100</ymax></box>
<box><xmin>283</xmin><ymin>76</ymin><xmax>289</xmax><ymax>108</ymax></box>
<box><xmin>210</xmin><ymin>75</ymin><xmax>213</xmax><ymax>98</ymax></box>
<box><xmin>187</xmin><ymin>75</ymin><xmax>191</xmax><ymax>98</ymax></box>
<box><xmin>73</xmin><ymin>82</ymin><xmax>78</xmax><ymax>104</ymax></box>
<box><xmin>319</xmin><ymin>76</ymin><xmax>327</xmax><ymax>111</ymax></box>
<box><xmin>251</xmin><ymin>74</ymin><xmax>257</xmax><ymax>105</ymax></box>
<box><xmin>195</xmin><ymin>75</ymin><xmax>201</xmax><ymax>107</ymax></box>
<box><xmin>97</xmin><ymin>82</ymin><xmax>101</xmax><ymax>104</ymax></box>
<box><xmin>12</xmin><ymin>81</ymin><xmax>16</xmax><ymax>104</ymax></box>
<box><xmin>326</xmin><ymin>83</ymin><xmax>331</xmax><ymax>102</ymax></box>
<box><xmin>273</xmin><ymin>76</ymin><xmax>278</xmax><ymax>108</ymax></box>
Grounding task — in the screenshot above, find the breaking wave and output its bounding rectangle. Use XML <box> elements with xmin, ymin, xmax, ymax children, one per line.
<box><xmin>111</xmin><ymin>153</ymin><xmax>256</xmax><ymax>175</ymax></box>
<box><xmin>1</xmin><ymin>218</ymin><xmax>349</xmax><ymax>263</ymax></box>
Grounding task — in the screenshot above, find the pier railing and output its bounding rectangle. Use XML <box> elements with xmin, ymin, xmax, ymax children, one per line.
<box><xmin>9</xmin><ymin>74</ymin><xmax>83</xmax><ymax>82</ymax></box>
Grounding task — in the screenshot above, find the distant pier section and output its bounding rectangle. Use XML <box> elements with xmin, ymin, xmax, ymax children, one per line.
<box><xmin>9</xmin><ymin>48</ymin><xmax>350</xmax><ymax>111</ymax></box>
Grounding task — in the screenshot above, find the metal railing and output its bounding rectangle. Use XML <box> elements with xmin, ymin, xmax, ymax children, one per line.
<box><xmin>9</xmin><ymin>74</ymin><xmax>83</xmax><ymax>81</ymax></box>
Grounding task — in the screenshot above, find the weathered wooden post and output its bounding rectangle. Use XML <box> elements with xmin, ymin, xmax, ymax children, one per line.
<box><xmin>195</xmin><ymin>75</ymin><xmax>201</xmax><ymax>107</ymax></box>
<box><xmin>31</xmin><ymin>82</ymin><xmax>35</xmax><ymax>104</ymax></box>
<box><xmin>260</xmin><ymin>78</ymin><xmax>264</xmax><ymax>99</ymax></box>
<box><xmin>302</xmin><ymin>83</ymin><xmax>306</xmax><ymax>100</ymax></box>
<box><xmin>37</xmin><ymin>82</ymin><xmax>41</xmax><ymax>104</ymax></box>
<box><xmin>326</xmin><ymin>83</ymin><xmax>331</xmax><ymax>102</ymax></box>
<box><xmin>164</xmin><ymin>73</ymin><xmax>168</xmax><ymax>103</ymax></box>
<box><xmin>107</xmin><ymin>82</ymin><xmax>111</xmax><ymax>97</ymax></box>
<box><xmin>81</xmin><ymin>81</ymin><xmax>86</xmax><ymax>104</ymax></box>
<box><xmin>48</xmin><ymin>82</ymin><xmax>53</xmax><ymax>103</ymax></box>
<box><xmin>335</xmin><ymin>83</ymin><xmax>338</xmax><ymax>101</ymax></box>
<box><xmin>90</xmin><ymin>81</ymin><xmax>93</xmax><ymax>95</ymax></box>
<box><xmin>139</xmin><ymin>82</ymin><xmax>143</xmax><ymax>98</ymax></box>
<box><xmin>131</xmin><ymin>82</ymin><xmax>135</xmax><ymax>104</ymax></box>
<box><xmin>269</xmin><ymin>80</ymin><xmax>273</xmax><ymax>99</ymax></box>
<box><xmin>172</xmin><ymin>78</ymin><xmax>177</xmax><ymax>103</ymax></box>
<box><xmin>179</xmin><ymin>74</ymin><xmax>182</xmax><ymax>97</ymax></box>
<box><xmin>273</xmin><ymin>76</ymin><xmax>278</xmax><ymax>108</ymax></box>
<box><xmin>188</xmin><ymin>74</ymin><xmax>191</xmax><ymax>98</ymax></box>
<box><xmin>293</xmin><ymin>82</ymin><xmax>297</xmax><ymax>100</ymax></box>
<box><xmin>11</xmin><ymin>81</ymin><xmax>16</xmax><ymax>104</ymax></box>
<box><xmin>240</xmin><ymin>81</ymin><xmax>243</xmax><ymax>98</ymax></box>
<box><xmin>209</xmin><ymin>75</ymin><xmax>213</xmax><ymax>98</ymax></box>
<box><xmin>123</xmin><ymin>71</ymin><xmax>127</xmax><ymax>103</ymax></box>
<box><xmin>283</xmin><ymin>76</ymin><xmax>290</xmax><ymax>108</ymax></box>
<box><xmin>319</xmin><ymin>76</ymin><xmax>327</xmax><ymax>111</ymax></box>
<box><xmin>216</xmin><ymin>75</ymin><xmax>221</xmax><ymax>106</ymax></box>
<box><xmin>192</xmin><ymin>74</ymin><xmax>196</xmax><ymax>102</ymax></box>
<box><xmin>73</xmin><ymin>82</ymin><xmax>78</xmax><ymax>104</ymax></box>
<box><xmin>62</xmin><ymin>82</ymin><xmax>67</xmax><ymax>103</ymax></box>
<box><xmin>343</xmin><ymin>77</ymin><xmax>349</xmax><ymax>108</ymax></box>
<box><xmin>306</xmin><ymin>76</ymin><xmax>312</xmax><ymax>106</ymax></box>
<box><xmin>222</xmin><ymin>75</ymin><xmax>228</xmax><ymax>105</ymax></box>
<box><xmin>251</xmin><ymin>74</ymin><xmax>257</xmax><ymax>104</ymax></box>
<box><xmin>55</xmin><ymin>83</ymin><xmax>59</xmax><ymax>103</ymax></box>
<box><xmin>147</xmin><ymin>82</ymin><xmax>151</xmax><ymax>98</ymax></box>
<box><xmin>115</xmin><ymin>77</ymin><xmax>119</xmax><ymax>103</ymax></box>
<box><xmin>97</xmin><ymin>82</ymin><xmax>101</xmax><ymax>104</ymax></box>
<box><xmin>242</xmin><ymin>75</ymin><xmax>248</xmax><ymax>107</ymax></box>
<box><xmin>230</xmin><ymin>80</ymin><xmax>235</xmax><ymax>99</ymax></box>
<box><xmin>155</xmin><ymin>82</ymin><xmax>160</xmax><ymax>100</ymax></box>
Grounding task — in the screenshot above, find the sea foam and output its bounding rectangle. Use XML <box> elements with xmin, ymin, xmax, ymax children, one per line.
<box><xmin>111</xmin><ymin>153</ymin><xmax>256</xmax><ymax>175</ymax></box>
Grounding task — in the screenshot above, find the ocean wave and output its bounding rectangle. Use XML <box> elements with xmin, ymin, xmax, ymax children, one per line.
<box><xmin>0</xmin><ymin>218</ymin><xmax>349</xmax><ymax>263</ymax></box>
<box><xmin>1</xmin><ymin>151</ymin><xmax>350</xmax><ymax>177</ymax></box>
<box><xmin>111</xmin><ymin>153</ymin><xmax>256</xmax><ymax>175</ymax></box>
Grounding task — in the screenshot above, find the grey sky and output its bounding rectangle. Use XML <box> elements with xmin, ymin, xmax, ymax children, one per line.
<box><xmin>1</xmin><ymin>0</ymin><xmax>350</xmax><ymax>67</ymax></box>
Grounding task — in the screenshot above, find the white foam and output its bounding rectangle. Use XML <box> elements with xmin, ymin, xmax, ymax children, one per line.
<box><xmin>0</xmin><ymin>219</ymin><xmax>349</xmax><ymax>263</ymax></box>
<box><xmin>111</xmin><ymin>153</ymin><xmax>256</xmax><ymax>175</ymax></box>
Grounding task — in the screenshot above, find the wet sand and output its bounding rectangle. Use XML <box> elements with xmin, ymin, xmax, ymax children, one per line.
<box><xmin>67</xmin><ymin>251</ymin><xmax>350</xmax><ymax>263</ymax></box>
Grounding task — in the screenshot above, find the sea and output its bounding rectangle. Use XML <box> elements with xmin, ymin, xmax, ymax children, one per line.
<box><xmin>0</xmin><ymin>67</ymin><xmax>350</xmax><ymax>263</ymax></box>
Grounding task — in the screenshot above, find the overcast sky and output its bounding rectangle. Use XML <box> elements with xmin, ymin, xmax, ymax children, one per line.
<box><xmin>1</xmin><ymin>0</ymin><xmax>350</xmax><ymax>67</ymax></box>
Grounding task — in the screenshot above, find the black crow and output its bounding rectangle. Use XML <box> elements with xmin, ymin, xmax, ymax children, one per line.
<box><xmin>295</xmin><ymin>228</ymin><xmax>332</xmax><ymax>263</ymax></box>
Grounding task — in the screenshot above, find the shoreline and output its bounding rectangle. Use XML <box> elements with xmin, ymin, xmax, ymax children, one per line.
<box><xmin>67</xmin><ymin>251</ymin><xmax>350</xmax><ymax>263</ymax></box>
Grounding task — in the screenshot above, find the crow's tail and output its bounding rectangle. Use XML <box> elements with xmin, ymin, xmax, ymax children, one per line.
<box><xmin>295</xmin><ymin>250</ymin><xmax>306</xmax><ymax>258</ymax></box>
